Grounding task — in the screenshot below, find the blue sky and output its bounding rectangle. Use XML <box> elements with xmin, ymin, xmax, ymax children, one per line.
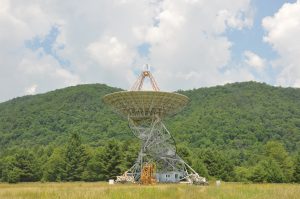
<box><xmin>25</xmin><ymin>25</ymin><xmax>71</xmax><ymax>68</ymax></box>
<box><xmin>0</xmin><ymin>0</ymin><xmax>300</xmax><ymax>102</ymax></box>
<box><xmin>225</xmin><ymin>0</ymin><xmax>297</xmax><ymax>84</ymax></box>
<box><xmin>228</xmin><ymin>0</ymin><xmax>295</xmax><ymax>58</ymax></box>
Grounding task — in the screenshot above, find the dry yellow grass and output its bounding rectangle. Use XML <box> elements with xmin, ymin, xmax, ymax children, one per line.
<box><xmin>0</xmin><ymin>182</ymin><xmax>299</xmax><ymax>199</ymax></box>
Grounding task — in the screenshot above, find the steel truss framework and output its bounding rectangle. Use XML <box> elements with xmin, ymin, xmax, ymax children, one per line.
<box><xmin>126</xmin><ymin>115</ymin><xmax>199</xmax><ymax>182</ymax></box>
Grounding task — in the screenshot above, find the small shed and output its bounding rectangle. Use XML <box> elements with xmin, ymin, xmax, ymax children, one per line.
<box><xmin>156</xmin><ymin>171</ymin><xmax>185</xmax><ymax>183</ymax></box>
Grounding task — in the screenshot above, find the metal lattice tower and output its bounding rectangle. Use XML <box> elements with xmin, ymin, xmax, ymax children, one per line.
<box><xmin>131</xmin><ymin>65</ymin><xmax>160</xmax><ymax>91</ymax></box>
<box><xmin>103</xmin><ymin>66</ymin><xmax>206</xmax><ymax>184</ymax></box>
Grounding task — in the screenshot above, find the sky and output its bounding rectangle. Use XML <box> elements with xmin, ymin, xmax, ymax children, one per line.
<box><xmin>0</xmin><ymin>0</ymin><xmax>299</xmax><ymax>102</ymax></box>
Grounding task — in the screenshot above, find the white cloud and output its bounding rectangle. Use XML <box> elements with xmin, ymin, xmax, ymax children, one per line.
<box><xmin>244</xmin><ymin>51</ymin><xmax>266</xmax><ymax>72</ymax></box>
<box><xmin>134</xmin><ymin>0</ymin><xmax>254</xmax><ymax>90</ymax></box>
<box><xmin>0</xmin><ymin>0</ymin><xmax>80</xmax><ymax>102</ymax></box>
<box><xmin>87</xmin><ymin>36</ymin><xmax>136</xmax><ymax>69</ymax></box>
<box><xmin>18</xmin><ymin>50</ymin><xmax>80</xmax><ymax>87</ymax></box>
<box><xmin>262</xmin><ymin>0</ymin><xmax>300</xmax><ymax>87</ymax></box>
<box><xmin>25</xmin><ymin>84</ymin><xmax>38</xmax><ymax>95</ymax></box>
<box><xmin>0</xmin><ymin>0</ymin><xmax>256</xmax><ymax>101</ymax></box>
<box><xmin>217</xmin><ymin>8</ymin><xmax>253</xmax><ymax>30</ymax></box>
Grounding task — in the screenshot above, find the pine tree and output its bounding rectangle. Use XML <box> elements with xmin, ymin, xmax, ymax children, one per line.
<box><xmin>250</xmin><ymin>161</ymin><xmax>267</xmax><ymax>183</ymax></box>
<box><xmin>14</xmin><ymin>150</ymin><xmax>41</xmax><ymax>182</ymax></box>
<box><xmin>0</xmin><ymin>157</ymin><xmax>3</xmax><ymax>181</ymax></box>
<box><xmin>1</xmin><ymin>156</ymin><xmax>20</xmax><ymax>183</ymax></box>
<box><xmin>101</xmin><ymin>140</ymin><xmax>122</xmax><ymax>180</ymax></box>
<box><xmin>43</xmin><ymin>148</ymin><xmax>66</xmax><ymax>181</ymax></box>
<box><xmin>200</xmin><ymin>149</ymin><xmax>234</xmax><ymax>181</ymax></box>
<box><xmin>264</xmin><ymin>141</ymin><xmax>294</xmax><ymax>182</ymax></box>
<box><xmin>64</xmin><ymin>133</ymin><xmax>90</xmax><ymax>181</ymax></box>
<box><xmin>250</xmin><ymin>158</ymin><xmax>285</xmax><ymax>183</ymax></box>
<box><xmin>119</xmin><ymin>141</ymin><xmax>139</xmax><ymax>173</ymax></box>
<box><xmin>82</xmin><ymin>148</ymin><xmax>105</xmax><ymax>181</ymax></box>
<box><xmin>294</xmin><ymin>152</ymin><xmax>300</xmax><ymax>183</ymax></box>
<box><xmin>234</xmin><ymin>166</ymin><xmax>251</xmax><ymax>182</ymax></box>
<box><xmin>193</xmin><ymin>159</ymin><xmax>209</xmax><ymax>179</ymax></box>
<box><xmin>177</xmin><ymin>145</ymin><xmax>193</xmax><ymax>165</ymax></box>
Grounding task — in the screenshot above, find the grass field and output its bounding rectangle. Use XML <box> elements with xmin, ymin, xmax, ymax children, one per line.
<box><xmin>0</xmin><ymin>182</ymin><xmax>299</xmax><ymax>199</ymax></box>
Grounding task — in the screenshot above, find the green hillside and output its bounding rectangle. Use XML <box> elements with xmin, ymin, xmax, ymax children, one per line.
<box><xmin>2</xmin><ymin>82</ymin><xmax>299</xmax><ymax>152</ymax></box>
<box><xmin>0</xmin><ymin>82</ymin><xmax>300</xmax><ymax>183</ymax></box>
<box><xmin>0</xmin><ymin>84</ymin><xmax>130</xmax><ymax>149</ymax></box>
<box><xmin>173</xmin><ymin>82</ymin><xmax>300</xmax><ymax>151</ymax></box>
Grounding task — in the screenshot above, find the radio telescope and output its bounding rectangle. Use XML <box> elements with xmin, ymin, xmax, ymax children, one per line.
<box><xmin>103</xmin><ymin>67</ymin><xmax>206</xmax><ymax>184</ymax></box>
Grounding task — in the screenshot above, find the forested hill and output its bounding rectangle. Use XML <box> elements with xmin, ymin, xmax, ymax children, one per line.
<box><xmin>174</xmin><ymin>82</ymin><xmax>300</xmax><ymax>152</ymax></box>
<box><xmin>0</xmin><ymin>84</ymin><xmax>128</xmax><ymax>150</ymax></box>
<box><xmin>0</xmin><ymin>81</ymin><xmax>300</xmax><ymax>152</ymax></box>
<box><xmin>1</xmin><ymin>81</ymin><xmax>300</xmax><ymax>183</ymax></box>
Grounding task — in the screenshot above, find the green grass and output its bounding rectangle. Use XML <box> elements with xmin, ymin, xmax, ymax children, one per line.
<box><xmin>0</xmin><ymin>182</ymin><xmax>299</xmax><ymax>199</ymax></box>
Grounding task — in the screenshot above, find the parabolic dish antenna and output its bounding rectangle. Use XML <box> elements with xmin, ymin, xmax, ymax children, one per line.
<box><xmin>103</xmin><ymin>66</ymin><xmax>206</xmax><ymax>185</ymax></box>
<box><xmin>103</xmin><ymin>91</ymin><xmax>189</xmax><ymax>120</ymax></box>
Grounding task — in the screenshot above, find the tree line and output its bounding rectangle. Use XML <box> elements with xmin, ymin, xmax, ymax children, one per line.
<box><xmin>0</xmin><ymin>82</ymin><xmax>300</xmax><ymax>183</ymax></box>
<box><xmin>0</xmin><ymin>133</ymin><xmax>299</xmax><ymax>183</ymax></box>
<box><xmin>0</xmin><ymin>133</ymin><xmax>138</xmax><ymax>183</ymax></box>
